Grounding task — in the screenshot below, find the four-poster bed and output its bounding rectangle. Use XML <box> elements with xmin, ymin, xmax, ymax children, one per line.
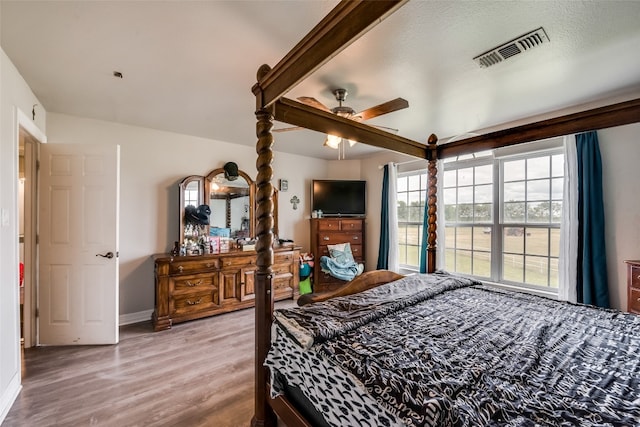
<box><xmin>250</xmin><ymin>1</ymin><xmax>640</xmax><ymax>426</ymax></box>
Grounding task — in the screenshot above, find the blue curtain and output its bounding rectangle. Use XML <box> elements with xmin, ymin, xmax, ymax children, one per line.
<box><xmin>419</xmin><ymin>194</ymin><xmax>429</xmax><ymax>273</ymax></box>
<box><xmin>576</xmin><ymin>131</ymin><xmax>609</xmax><ymax>308</ymax></box>
<box><xmin>376</xmin><ymin>165</ymin><xmax>390</xmax><ymax>269</ymax></box>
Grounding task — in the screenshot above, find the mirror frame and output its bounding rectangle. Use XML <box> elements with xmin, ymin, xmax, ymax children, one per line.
<box><xmin>177</xmin><ymin>167</ymin><xmax>279</xmax><ymax>250</ymax></box>
<box><xmin>205</xmin><ymin>167</ymin><xmax>255</xmax><ymax>240</ymax></box>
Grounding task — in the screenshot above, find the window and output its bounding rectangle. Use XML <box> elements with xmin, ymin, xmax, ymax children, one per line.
<box><xmin>396</xmin><ymin>141</ymin><xmax>564</xmax><ymax>293</ymax></box>
<box><xmin>397</xmin><ymin>172</ymin><xmax>428</xmax><ymax>268</ymax></box>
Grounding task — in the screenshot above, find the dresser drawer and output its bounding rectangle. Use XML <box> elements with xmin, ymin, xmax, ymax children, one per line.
<box><xmin>319</xmin><ymin>244</ymin><xmax>363</xmax><ymax>260</ymax></box>
<box><xmin>630</xmin><ymin>264</ymin><xmax>640</xmax><ymax>289</ymax></box>
<box><xmin>317</xmin><ymin>232</ymin><xmax>363</xmax><ymax>246</ymax></box>
<box><xmin>339</xmin><ymin>219</ymin><xmax>363</xmax><ymax>231</ymax></box>
<box><xmin>629</xmin><ymin>287</ymin><xmax>640</xmax><ymax>313</ymax></box>
<box><xmin>171</xmin><ymin>290</ymin><xmax>219</xmax><ymax>315</ymax></box>
<box><xmin>220</xmin><ymin>255</ymin><xmax>256</xmax><ymax>269</ymax></box>
<box><xmin>317</xmin><ymin>219</ymin><xmax>342</xmax><ymax>231</ymax></box>
<box><xmin>275</xmin><ymin>251</ymin><xmax>295</xmax><ymax>264</ymax></box>
<box><xmin>171</xmin><ymin>273</ymin><xmax>218</xmax><ymax>292</ymax></box>
<box><xmin>168</xmin><ymin>258</ymin><xmax>219</xmax><ymax>275</ymax></box>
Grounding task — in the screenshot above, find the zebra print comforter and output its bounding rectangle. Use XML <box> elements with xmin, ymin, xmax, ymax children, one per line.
<box><xmin>267</xmin><ymin>272</ymin><xmax>640</xmax><ymax>426</ymax></box>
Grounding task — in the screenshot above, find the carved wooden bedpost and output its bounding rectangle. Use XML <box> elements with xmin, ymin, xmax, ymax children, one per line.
<box><xmin>252</xmin><ymin>64</ymin><xmax>277</xmax><ymax>427</ymax></box>
<box><xmin>426</xmin><ymin>134</ymin><xmax>438</xmax><ymax>274</ymax></box>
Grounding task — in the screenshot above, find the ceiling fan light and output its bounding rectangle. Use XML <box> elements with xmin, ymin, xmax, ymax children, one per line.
<box><xmin>324</xmin><ymin>134</ymin><xmax>341</xmax><ymax>149</ymax></box>
<box><xmin>347</xmin><ymin>139</ymin><xmax>357</xmax><ymax>147</ymax></box>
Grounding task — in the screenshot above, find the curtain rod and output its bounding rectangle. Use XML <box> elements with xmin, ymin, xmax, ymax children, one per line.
<box><xmin>378</xmin><ymin>158</ymin><xmax>427</xmax><ymax>169</ymax></box>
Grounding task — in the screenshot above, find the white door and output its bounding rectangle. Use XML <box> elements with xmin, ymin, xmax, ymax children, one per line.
<box><xmin>39</xmin><ymin>144</ymin><xmax>120</xmax><ymax>345</ymax></box>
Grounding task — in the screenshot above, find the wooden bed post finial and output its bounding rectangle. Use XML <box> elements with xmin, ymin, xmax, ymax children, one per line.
<box><xmin>427</xmin><ymin>134</ymin><xmax>438</xmax><ymax>273</ymax></box>
<box><xmin>252</xmin><ymin>84</ymin><xmax>277</xmax><ymax>427</ymax></box>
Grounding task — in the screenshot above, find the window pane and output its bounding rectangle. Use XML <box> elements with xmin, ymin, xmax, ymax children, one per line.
<box><xmin>408</xmin><ymin>174</ymin><xmax>421</xmax><ymax>191</ymax></box>
<box><xmin>445</xmin><ymin>248</ymin><xmax>455</xmax><ymax>271</ymax></box>
<box><xmin>445</xmin><ymin>226</ymin><xmax>456</xmax><ymax>248</ymax></box>
<box><xmin>504</xmin><ymin>159</ymin><xmax>525</xmax><ymax>182</ymax></box>
<box><xmin>455</xmin><ymin>250</ymin><xmax>472</xmax><ymax>274</ymax></box>
<box><xmin>551</xmin><ymin>178</ymin><xmax>563</xmax><ymax>200</ymax></box>
<box><xmin>398</xmin><ymin>224</ymin><xmax>408</xmax><ymax>244</ymax></box>
<box><xmin>551</xmin><ymin>201</ymin><xmax>562</xmax><ymax>222</ymax></box>
<box><xmin>473</xmin><ymin>251</ymin><xmax>491</xmax><ymax>278</ymax></box>
<box><xmin>504</xmin><ymin>228</ymin><xmax>524</xmax><ymax>253</ymax></box>
<box><xmin>473</xmin><ymin>227</ymin><xmax>491</xmax><ymax>251</ymax></box>
<box><xmin>475</xmin><ymin>184</ymin><xmax>492</xmax><ymax>203</ymax></box>
<box><xmin>552</xmin><ymin>154</ymin><xmax>564</xmax><ymax>177</ymax></box>
<box><xmin>475</xmin><ymin>164</ymin><xmax>492</xmax><ymax>185</ymax></box>
<box><xmin>443</xmin><ymin>170</ymin><xmax>456</xmax><ymax>187</ymax></box>
<box><xmin>525</xmin><ymin>228</ymin><xmax>549</xmax><ymax>256</ymax></box>
<box><xmin>406</xmin><ymin>224</ymin><xmax>420</xmax><ymax>245</ymax></box>
<box><xmin>408</xmin><ymin>191</ymin><xmax>422</xmax><ymax>207</ymax></box>
<box><xmin>444</xmin><ymin>204</ymin><xmax>457</xmax><ymax>221</ymax></box>
<box><xmin>458</xmin><ymin>186</ymin><xmax>473</xmax><ymax>203</ymax></box>
<box><xmin>525</xmin><ymin>256</ymin><xmax>549</xmax><ymax>286</ymax></box>
<box><xmin>550</xmin><ymin>228</ymin><xmax>560</xmax><ymax>257</ymax></box>
<box><xmin>504</xmin><ymin>202</ymin><xmax>525</xmax><ymax>222</ymax></box>
<box><xmin>527</xmin><ymin>156</ymin><xmax>550</xmax><ymax>179</ymax></box>
<box><xmin>504</xmin><ymin>182</ymin><xmax>525</xmax><ymax>202</ymax></box>
<box><xmin>456</xmin><ymin>227</ymin><xmax>472</xmax><ymax>250</ymax></box>
<box><xmin>549</xmin><ymin>258</ymin><xmax>559</xmax><ymax>288</ymax></box>
<box><xmin>527</xmin><ymin>201</ymin><xmax>550</xmax><ymax>223</ymax></box>
<box><xmin>443</xmin><ymin>188</ymin><xmax>457</xmax><ymax>205</ymax></box>
<box><xmin>397</xmin><ymin>200</ymin><xmax>408</xmax><ymax>221</ymax></box>
<box><xmin>408</xmin><ymin>206</ymin><xmax>422</xmax><ymax>222</ymax></box>
<box><xmin>406</xmin><ymin>245</ymin><xmax>420</xmax><ymax>266</ymax></box>
<box><xmin>397</xmin><ymin>176</ymin><xmax>408</xmax><ymax>192</ymax></box>
<box><xmin>474</xmin><ymin>203</ymin><xmax>492</xmax><ymax>221</ymax></box>
<box><xmin>458</xmin><ymin>204</ymin><xmax>474</xmax><ymax>222</ymax></box>
<box><xmin>399</xmin><ymin>245</ymin><xmax>407</xmax><ymax>264</ymax></box>
<box><xmin>503</xmin><ymin>254</ymin><xmax>524</xmax><ymax>282</ymax></box>
<box><xmin>527</xmin><ymin>179</ymin><xmax>549</xmax><ymax>201</ymax></box>
<box><xmin>459</xmin><ymin>168</ymin><xmax>473</xmax><ymax>186</ymax></box>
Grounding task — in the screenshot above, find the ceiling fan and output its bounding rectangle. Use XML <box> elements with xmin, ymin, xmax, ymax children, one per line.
<box><xmin>274</xmin><ymin>88</ymin><xmax>409</xmax><ymax>150</ymax></box>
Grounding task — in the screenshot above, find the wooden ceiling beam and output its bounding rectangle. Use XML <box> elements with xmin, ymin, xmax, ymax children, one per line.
<box><xmin>274</xmin><ymin>97</ymin><xmax>428</xmax><ymax>159</ymax></box>
<box><xmin>252</xmin><ymin>0</ymin><xmax>408</xmax><ymax>109</ymax></box>
<box><xmin>439</xmin><ymin>97</ymin><xmax>640</xmax><ymax>159</ymax></box>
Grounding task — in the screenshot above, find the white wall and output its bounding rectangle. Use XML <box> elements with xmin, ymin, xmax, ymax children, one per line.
<box><xmin>599</xmin><ymin>123</ymin><xmax>640</xmax><ymax>310</ymax></box>
<box><xmin>0</xmin><ymin>48</ymin><xmax>46</xmax><ymax>424</ymax></box>
<box><xmin>46</xmin><ymin>113</ymin><xmax>329</xmax><ymax>317</ymax></box>
<box><xmin>358</xmin><ymin>124</ymin><xmax>640</xmax><ymax>312</ymax></box>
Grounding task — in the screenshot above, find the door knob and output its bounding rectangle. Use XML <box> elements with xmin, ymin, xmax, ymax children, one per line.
<box><xmin>96</xmin><ymin>251</ymin><xmax>114</xmax><ymax>259</ymax></box>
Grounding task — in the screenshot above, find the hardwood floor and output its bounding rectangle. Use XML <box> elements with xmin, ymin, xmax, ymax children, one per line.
<box><xmin>4</xmin><ymin>301</ymin><xmax>295</xmax><ymax>427</ymax></box>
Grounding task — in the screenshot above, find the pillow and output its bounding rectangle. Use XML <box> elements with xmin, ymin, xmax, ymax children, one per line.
<box><xmin>327</xmin><ymin>242</ymin><xmax>354</xmax><ymax>264</ymax></box>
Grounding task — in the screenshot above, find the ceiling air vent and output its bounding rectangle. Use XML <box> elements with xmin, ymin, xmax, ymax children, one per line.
<box><xmin>474</xmin><ymin>27</ymin><xmax>549</xmax><ymax>68</ymax></box>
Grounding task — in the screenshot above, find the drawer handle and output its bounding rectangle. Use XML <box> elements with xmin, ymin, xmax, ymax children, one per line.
<box><xmin>352</xmin><ymin>236</ymin><xmax>359</xmax><ymax>240</ymax></box>
<box><xmin>637</xmin><ymin>275</ymin><xmax>640</xmax><ymax>280</ymax></box>
<box><xmin>186</xmin><ymin>280</ymin><xmax>202</xmax><ymax>287</ymax></box>
<box><xmin>178</xmin><ymin>266</ymin><xmax>184</xmax><ymax>272</ymax></box>
<box><xmin>206</xmin><ymin>263</ymin><xmax>212</xmax><ymax>268</ymax></box>
<box><xmin>186</xmin><ymin>298</ymin><xmax>203</xmax><ymax>306</ymax></box>
<box><xmin>323</xmin><ymin>236</ymin><xmax>330</xmax><ymax>241</ymax></box>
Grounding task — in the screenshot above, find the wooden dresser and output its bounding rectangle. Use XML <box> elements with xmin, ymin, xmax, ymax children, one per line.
<box><xmin>310</xmin><ymin>218</ymin><xmax>365</xmax><ymax>293</ymax></box>
<box><xmin>625</xmin><ymin>260</ymin><xmax>640</xmax><ymax>315</ymax></box>
<box><xmin>153</xmin><ymin>245</ymin><xmax>300</xmax><ymax>331</ymax></box>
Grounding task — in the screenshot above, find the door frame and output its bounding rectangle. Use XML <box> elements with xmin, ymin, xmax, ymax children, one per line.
<box><xmin>16</xmin><ymin>108</ymin><xmax>46</xmax><ymax>349</ymax></box>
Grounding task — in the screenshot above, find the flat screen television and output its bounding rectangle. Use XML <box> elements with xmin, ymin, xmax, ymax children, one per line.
<box><xmin>312</xmin><ymin>180</ymin><xmax>366</xmax><ymax>217</ymax></box>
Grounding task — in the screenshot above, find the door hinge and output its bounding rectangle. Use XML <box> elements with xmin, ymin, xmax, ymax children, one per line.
<box><xmin>36</xmin><ymin>160</ymin><xmax>40</xmax><ymax>171</ymax></box>
<box><xmin>35</xmin><ymin>308</ymin><xmax>39</xmax><ymax>318</ymax></box>
<box><xmin>36</xmin><ymin>234</ymin><xmax>39</xmax><ymax>245</ymax></box>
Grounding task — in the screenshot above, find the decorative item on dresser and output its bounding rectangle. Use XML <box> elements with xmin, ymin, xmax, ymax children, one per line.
<box><xmin>625</xmin><ymin>260</ymin><xmax>640</xmax><ymax>314</ymax></box>
<box><xmin>153</xmin><ymin>246</ymin><xmax>300</xmax><ymax>331</ymax></box>
<box><xmin>310</xmin><ymin>217</ymin><xmax>365</xmax><ymax>293</ymax></box>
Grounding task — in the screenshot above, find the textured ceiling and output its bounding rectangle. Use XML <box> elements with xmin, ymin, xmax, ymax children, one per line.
<box><xmin>2</xmin><ymin>1</ymin><xmax>640</xmax><ymax>160</ymax></box>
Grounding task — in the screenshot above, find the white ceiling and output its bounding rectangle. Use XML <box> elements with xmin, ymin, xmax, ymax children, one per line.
<box><xmin>2</xmin><ymin>1</ymin><xmax>640</xmax><ymax>160</ymax></box>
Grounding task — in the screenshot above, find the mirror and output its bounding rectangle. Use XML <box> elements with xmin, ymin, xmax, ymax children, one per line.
<box><xmin>178</xmin><ymin>166</ymin><xmax>279</xmax><ymax>252</ymax></box>
<box><xmin>205</xmin><ymin>168</ymin><xmax>254</xmax><ymax>240</ymax></box>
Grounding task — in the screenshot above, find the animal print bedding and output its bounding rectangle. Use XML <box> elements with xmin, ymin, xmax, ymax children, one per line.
<box><xmin>266</xmin><ymin>272</ymin><xmax>640</xmax><ymax>426</ymax></box>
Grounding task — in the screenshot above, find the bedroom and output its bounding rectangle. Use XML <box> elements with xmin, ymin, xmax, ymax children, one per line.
<box><xmin>2</xmin><ymin>0</ymin><xmax>640</xmax><ymax>425</ymax></box>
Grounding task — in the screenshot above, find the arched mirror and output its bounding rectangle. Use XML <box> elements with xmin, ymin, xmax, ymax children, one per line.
<box><xmin>205</xmin><ymin>168</ymin><xmax>255</xmax><ymax>240</ymax></box>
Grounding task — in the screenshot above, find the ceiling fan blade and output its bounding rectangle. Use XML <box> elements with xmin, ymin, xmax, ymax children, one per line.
<box><xmin>273</xmin><ymin>126</ymin><xmax>305</xmax><ymax>133</ymax></box>
<box><xmin>355</xmin><ymin>98</ymin><xmax>409</xmax><ymax>121</ymax></box>
<box><xmin>297</xmin><ymin>96</ymin><xmax>332</xmax><ymax>113</ymax></box>
<box><xmin>372</xmin><ymin>124</ymin><xmax>399</xmax><ymax>133</ymax></box>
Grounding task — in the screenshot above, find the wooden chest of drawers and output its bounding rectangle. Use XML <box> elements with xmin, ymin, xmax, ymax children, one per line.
<box><xmin>310</xmin><ymin>218</ymin><xmax>365</xmax><ymax>293</ymax></box>
<box><xmin>625</xmin><ymin>260</ymin><xmax>640</xmax><ymax>315</ymax></box>
<box><xmin>153</xmin><ymin>246</ymin><xmax>300</xmax><ymax>331</ymax></box>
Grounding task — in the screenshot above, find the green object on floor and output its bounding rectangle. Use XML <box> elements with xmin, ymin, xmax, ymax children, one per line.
<box><xmin>299</xmin><ymin>277</ymin><xmax>312</xmax><ymax>295</ymax></box>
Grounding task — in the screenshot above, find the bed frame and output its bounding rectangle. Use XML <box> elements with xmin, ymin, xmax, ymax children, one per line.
<box><xmin>249</xmin><ymin>1</ymin><xmax>640</xmax><ymax>425</ymax></box>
